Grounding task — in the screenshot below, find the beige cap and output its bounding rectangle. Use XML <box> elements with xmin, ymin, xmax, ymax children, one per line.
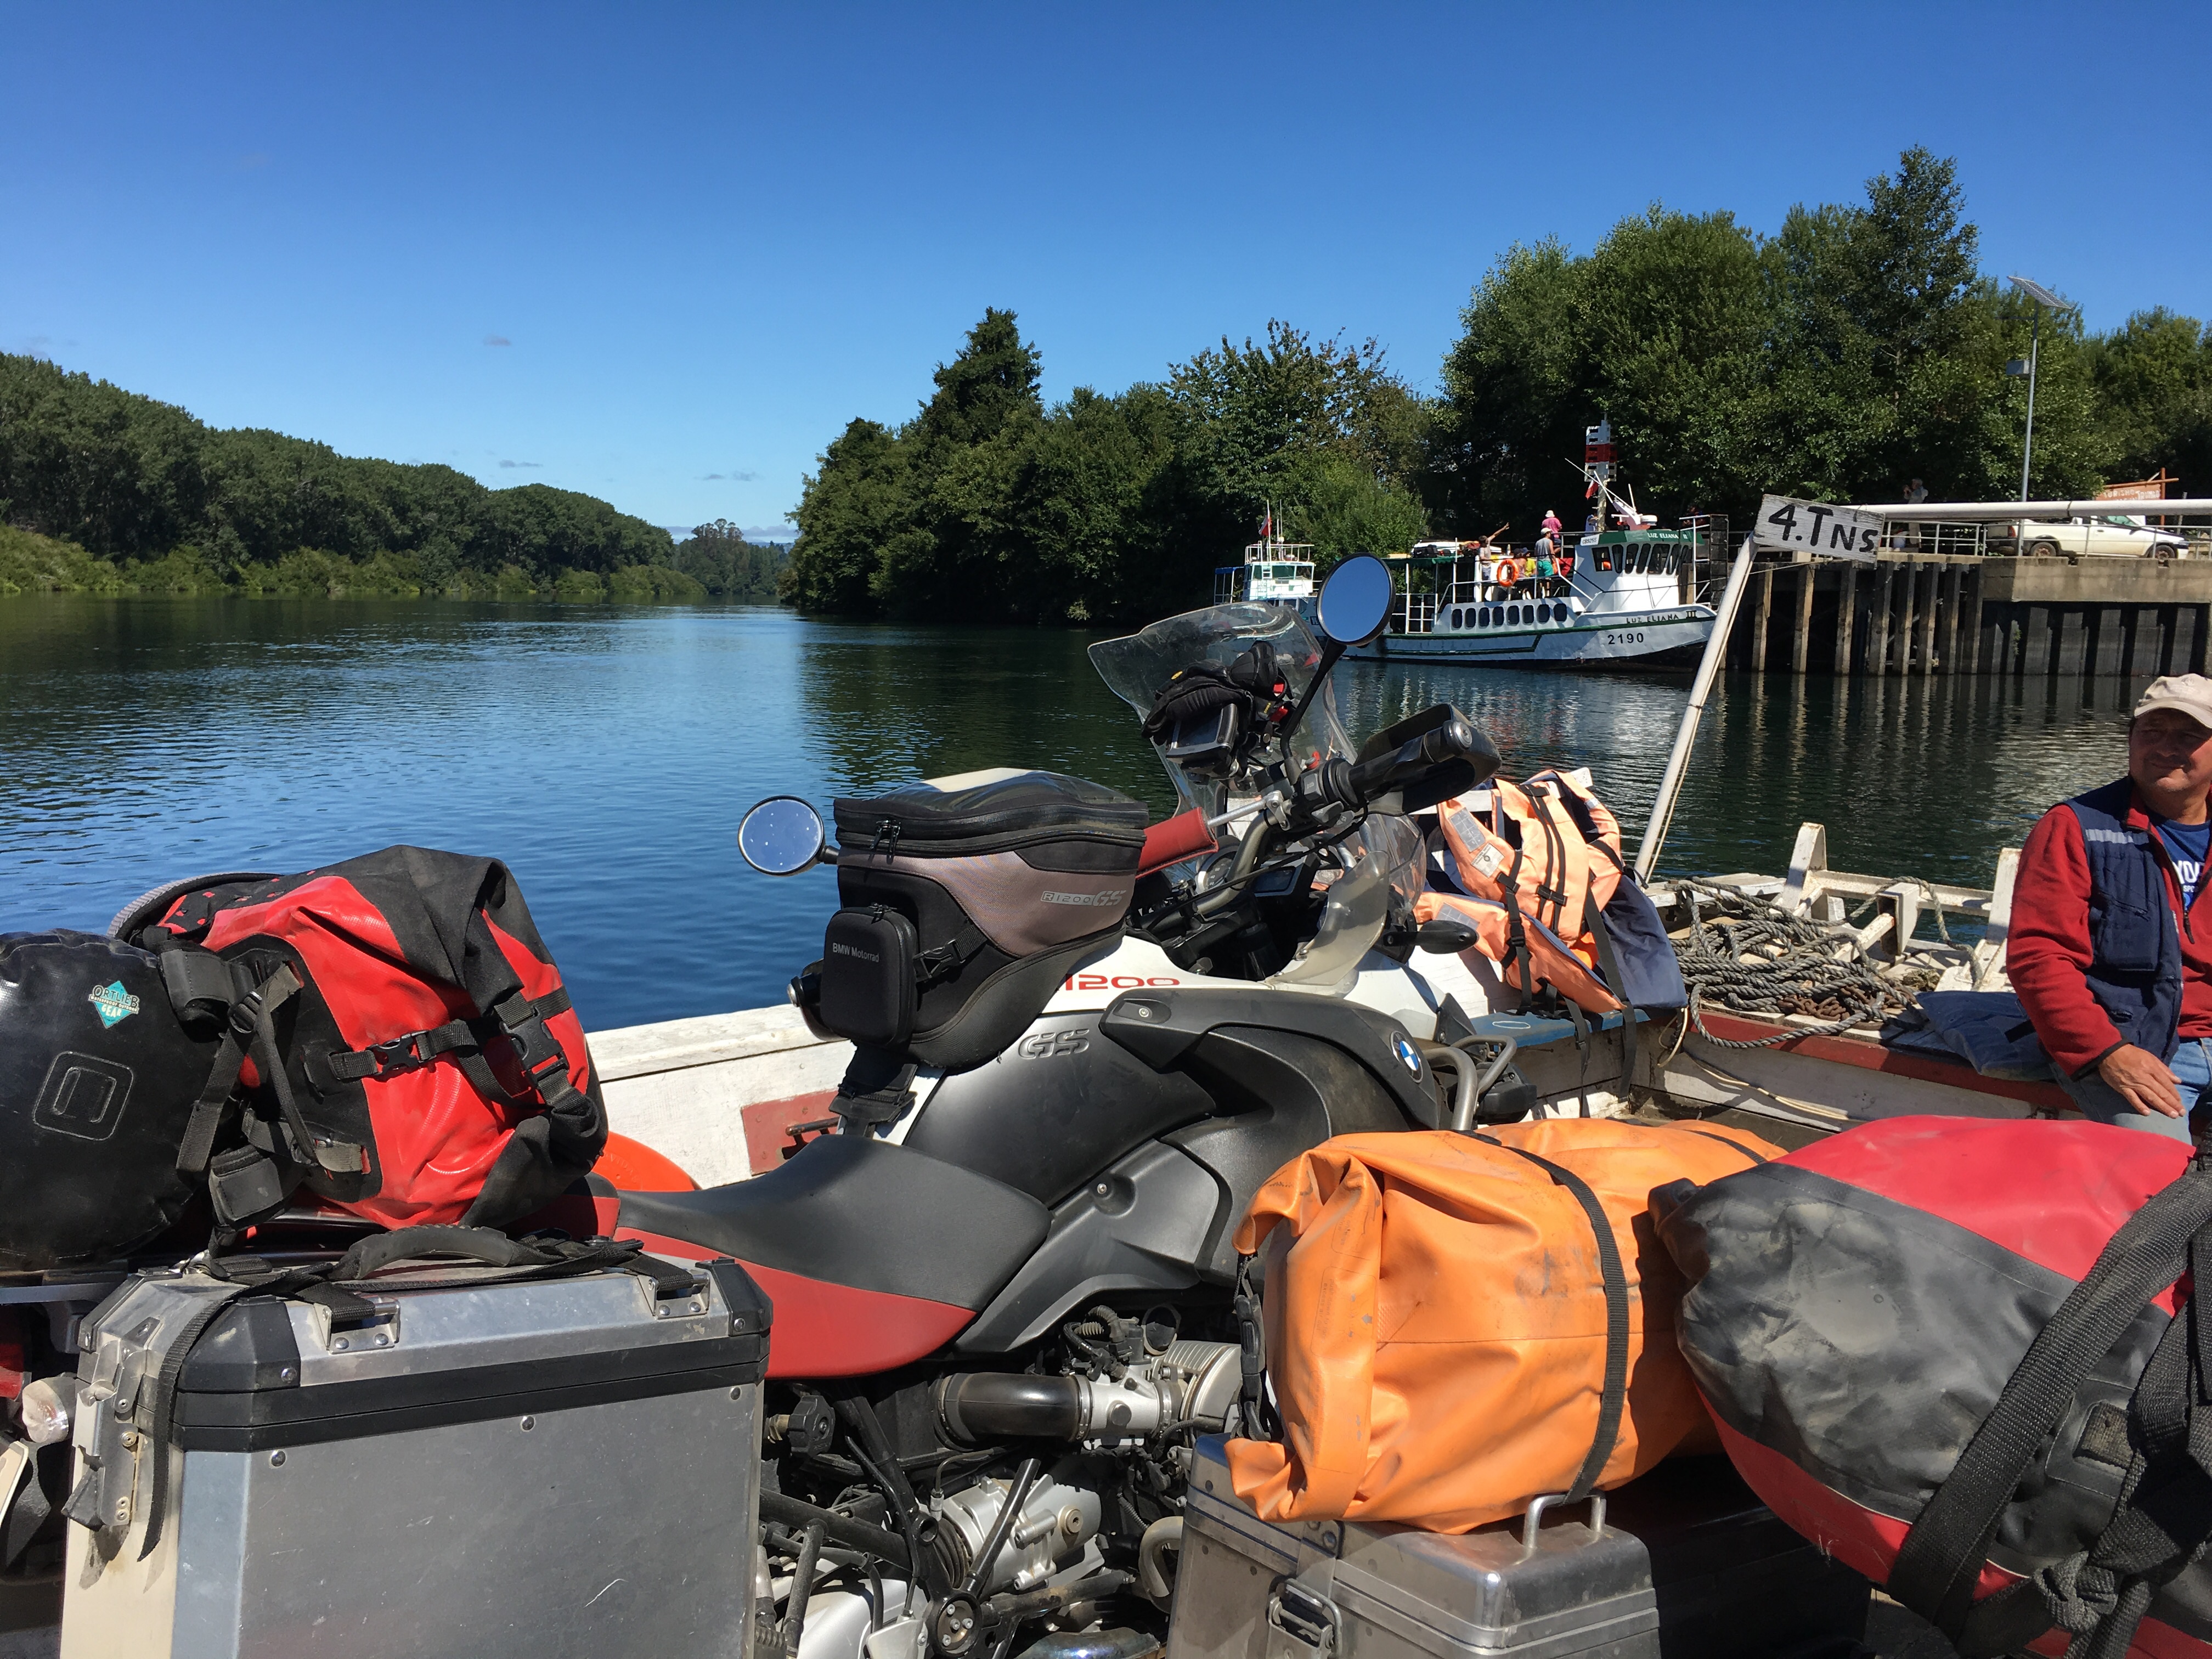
<box><xmin>2134</xmin><ymin>674</ymin><xmax>2212</xmax><ymax>726</ymax></box>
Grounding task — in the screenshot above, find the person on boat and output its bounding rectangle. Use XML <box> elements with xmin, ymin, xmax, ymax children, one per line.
<box><xmin>1534</xmin><ymin>545</ymin><xmax>1555</xmax><ymax>596</ymax></box>
<box><xmin>1542</xmin><ymin>508</ymin><xmax>1564</xmax><ymax>543</ymax></box>
<box><xmin>2011</xmin><ymin>675</ymin><xmax>2212</xmax><ymax>1141</ymax></box>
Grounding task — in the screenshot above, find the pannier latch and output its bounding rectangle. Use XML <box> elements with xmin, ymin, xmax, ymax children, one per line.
<box><xmin>1265</xmin><ymin>1577</ymin><xmax>1340</xmax><ymax>1659</ymax></box>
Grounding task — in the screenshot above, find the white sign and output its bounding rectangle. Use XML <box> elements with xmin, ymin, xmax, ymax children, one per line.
<box><xmin>1756</xmin><ymin>495</ymin><xmax>1880</xmax><ymax>562</ymax></box>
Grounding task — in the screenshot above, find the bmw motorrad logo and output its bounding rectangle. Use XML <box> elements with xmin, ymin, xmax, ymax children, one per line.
<box><xmin>1392</xmin><ymin>1035</ymin><xmax>1422</xmax><ymax>1077</ymax></box>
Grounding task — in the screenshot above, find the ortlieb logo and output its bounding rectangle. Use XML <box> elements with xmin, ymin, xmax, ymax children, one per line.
<box><xmin>87</xmin><ymin>980</ymin><xmax>141</xmax><ymax>1028</ymax></box>
<box><xmin>831</xmin><ymin>943</ymin><xmax>882</xmax><ymax>963</ymax></box>
<box><xmin>1041</xmin><ymin>890</ymin><xmax>1126</xmax><ymax>907</ymax></box>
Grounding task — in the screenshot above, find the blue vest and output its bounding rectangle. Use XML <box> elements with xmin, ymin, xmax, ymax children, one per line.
<box><xmin>2065</xmin><ymin>778</ymin><xmax>2186</xmax><ymax>1062</ymax></box>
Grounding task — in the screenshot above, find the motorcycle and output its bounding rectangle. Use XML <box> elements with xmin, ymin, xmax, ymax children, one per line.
<box><xmin>584</xmin><ymin>557</ymin><xmax>1513</xmax><ymax>1659</ymax></box>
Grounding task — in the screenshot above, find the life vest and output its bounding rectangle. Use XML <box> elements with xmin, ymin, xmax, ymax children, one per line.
<box><xmin>1436</xmin><ymin>778</ymin><xmax>1593</xmax><ymax>943</ymax></box>
<box><xmin>1429</xmin><ymin>770</ymin><xmax>1688</xmax><ymax>1017</ymax></box>
<box><xmin>2062</xmin><ymin>777</ymin><xmax>2186</xmax><ymax>1063</ymax></box>
<box><xmin>1415</xmin><ymin>890</ymin><xmax>1620</xmax><ymax>1014</ymax></box>
<box><xmin>1530</xmin><ymin>767</ymin><xmax>1627</xmax><ymax>911</ymax></box>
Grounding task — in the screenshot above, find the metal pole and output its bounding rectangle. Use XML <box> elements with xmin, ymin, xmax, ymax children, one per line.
<box><xmin>2020</xmin><ymin>303</ymin><xmax>2042</xmax><ymax>502</ymax></box>
<box><xmin>1634</xmin><ymin>534</ymin><xmax>1759</xmax><ymax>882</ymax></box>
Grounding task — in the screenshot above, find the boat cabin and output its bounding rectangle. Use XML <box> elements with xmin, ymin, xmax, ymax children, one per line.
<box><xmin>1214</xmin><ymin>537</ymin><xmax>1317</xmax><ymax>606</ymax></box>
<box><xmin>1383</xmin><ymin>524</ymin><xmax>1717</xmax><ymax>635</ymax></box>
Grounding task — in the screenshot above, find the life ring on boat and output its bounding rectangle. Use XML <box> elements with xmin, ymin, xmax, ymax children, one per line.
<box><xmin>1492</xmin><ymin>560</ymin><xmax>1521</xmax><ymax>588</ymax></box>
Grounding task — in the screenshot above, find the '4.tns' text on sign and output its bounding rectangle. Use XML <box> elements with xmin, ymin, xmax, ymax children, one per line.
<box><xmin>1757</xmin><ymin>494</ymin><xmax>1880</xmax><ymax>562</ymax></box>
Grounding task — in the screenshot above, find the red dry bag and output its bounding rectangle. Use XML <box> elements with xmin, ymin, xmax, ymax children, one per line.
<box><xmin>1658</xmin><ymin>1118</ymin><xmax>2212</xmax><ymax>1659</ymax></box>
<box><xmin>119</xmin><ymin>848</ymin><xmax>606</xmax><ymax>1232</ymax></box>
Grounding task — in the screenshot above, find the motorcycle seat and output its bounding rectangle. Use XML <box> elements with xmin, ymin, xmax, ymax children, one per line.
<box><xmin>616</xmin><ymin>1133</ymin><xmax>1051</xmax><ymax>1311</ymax></box>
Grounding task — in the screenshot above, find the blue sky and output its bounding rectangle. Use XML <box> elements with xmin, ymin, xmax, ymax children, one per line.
<box><xmin>5</xmin><ymin>2</ymin><xmax>2205</xmax><ymax>540</ymax></box>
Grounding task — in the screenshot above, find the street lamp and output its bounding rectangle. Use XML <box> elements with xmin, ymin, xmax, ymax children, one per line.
<box><xmin>2007</xmin><ymin>275</ymin><xmax>2078</xmax><ymax>502</ymax></box>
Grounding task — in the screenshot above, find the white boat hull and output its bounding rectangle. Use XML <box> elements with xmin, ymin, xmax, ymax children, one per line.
<box><xmin>1352</xmin><ymin>605</ymin><xmax>1714</xmax><ymax>667</ymax></box>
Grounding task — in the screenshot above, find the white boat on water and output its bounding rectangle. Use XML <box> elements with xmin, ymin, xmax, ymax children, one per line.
<box><xmin>1211</xmin><ymin>527</ymin><xmax>1316</xmax><ymax>610</ymax></box>
<box><xmin>1355</xmin><ymin>522</ymin><xmax>1720</xmax><ymax>668</ymax></box>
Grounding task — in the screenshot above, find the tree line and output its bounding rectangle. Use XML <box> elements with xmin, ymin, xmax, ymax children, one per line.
<box><xmin>786</xmin><ymin>148</ymin><xmax>2212</xmax><ymax>625</ymax></box>
<box><xmin>0</xmin><ymin>350</ymin><xmax>786</xmax><ymax>600</ymax></box>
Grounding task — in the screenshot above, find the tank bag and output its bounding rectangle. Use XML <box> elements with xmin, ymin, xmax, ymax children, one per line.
<box><xmin>130</xmin><ymin>848</ymin><xmax>606</xmax><ymax>1233</ymax></box>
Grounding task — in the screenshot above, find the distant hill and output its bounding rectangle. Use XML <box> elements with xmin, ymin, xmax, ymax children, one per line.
<box><xmin>0</xmin><ymin>352</ymin><xmax>786</xmax><ymax>601</ymax></box>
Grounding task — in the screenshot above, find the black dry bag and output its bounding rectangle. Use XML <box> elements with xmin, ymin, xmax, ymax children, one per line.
<box><xmin>0</xmin><ymin>931</ymin><xmax>224</xmax><ymax>1271</ymax></box>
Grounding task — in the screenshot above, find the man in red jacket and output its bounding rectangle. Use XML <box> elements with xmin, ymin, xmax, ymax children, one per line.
<box><xmin>2011</xmin><ymin>675</ymin><xmax>2212</xmax><ymax>1140</ymax></box>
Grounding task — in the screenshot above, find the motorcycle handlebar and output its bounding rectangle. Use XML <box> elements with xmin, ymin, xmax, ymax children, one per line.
<box><xmin>1347</xmin><ymin>714</ymin><xmax>1483</xmax><ymax>802</ymax></box>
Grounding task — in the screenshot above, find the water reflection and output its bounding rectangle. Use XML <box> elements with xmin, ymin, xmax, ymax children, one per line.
<box><xmin>0</xmin><ymin>597</ymin><xmax>2147</xmax><ymax>1025</ymax></box>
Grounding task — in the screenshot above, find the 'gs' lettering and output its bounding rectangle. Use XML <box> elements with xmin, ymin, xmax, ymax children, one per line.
<box><xmin>1017</xmin><ymin>1028</ymin><xmax>1090</xmax><ymax>1058</ymax></box>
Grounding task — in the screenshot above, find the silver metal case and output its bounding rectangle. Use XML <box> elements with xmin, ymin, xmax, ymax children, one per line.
<box><xmin>61</xmin><ymin>1258</ymin><xmax>769</xmax><ymax>1658</ymax></box>
<box><xmin>1166</xmin><ymin>1438</ymin><xmax>1866</xmax><ymax>1659</ymax></box>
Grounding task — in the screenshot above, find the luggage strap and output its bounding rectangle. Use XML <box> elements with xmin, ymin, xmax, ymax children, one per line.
<box><xmin>314</xmin><ymin>989</ymin><xmax>573</xmax><ymax>1088</ymax></box>
<box><xmin>128</xmin><ymin>1228</ymin><xmax>694</xmax><ymax>1561</ymax></box>
<box><xmin>831</xmin><ymin>1048</ymin><xmax>919</xmax><ymax>1132</ymax></box>
<box><xmin>1465</xmin><ymin>1135</ymin><xmax>1630</xmax><ymax>1502</ymax></box>
<box><xmin>1888</xmin><ymin>1148</ymin><xmax>2212</xmax><ymax>1659</ymax></box>
<box><xmin>915</xmin><ymin>921</ymin><xmax>990</xmax><ymax>989</ymax></box>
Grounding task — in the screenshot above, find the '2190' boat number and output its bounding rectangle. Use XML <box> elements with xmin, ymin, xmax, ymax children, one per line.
<box><xmin>1604</xmin><ymin>631</ymin><xmax>1647</xmax><ymax>646</ymax></box>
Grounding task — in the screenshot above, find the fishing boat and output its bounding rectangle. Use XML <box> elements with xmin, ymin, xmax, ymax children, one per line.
<box><xmin>1355</xmin><ymin>522</ymin><xmax>1721</xmax><ymax>667</ymax></box>
<box><xmin>1353</xmin><ymin>444</ymin><xmax>1722</xmax><ymax>668</ymax></box>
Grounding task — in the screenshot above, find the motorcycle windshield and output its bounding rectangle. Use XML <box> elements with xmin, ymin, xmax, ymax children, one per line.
<box><xmin>1088</xmin><ymin>603</ymin><xmax>1356</xmax><ymax>818</ymax></box>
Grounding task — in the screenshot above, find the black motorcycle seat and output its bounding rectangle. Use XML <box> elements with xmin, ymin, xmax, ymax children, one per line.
<box><xmin>617</xmin><ymin>1133</ymin><xmax>1051</xmax><ymax>1311</ymax></box>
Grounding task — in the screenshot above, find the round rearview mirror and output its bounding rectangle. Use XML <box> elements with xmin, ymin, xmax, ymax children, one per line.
<box><xmin>737</xmin><ymin>796</ymin><xmax>827</xmax><ymax>876</ymax></box>
<box><xmin>1316</xmin><ymin>555</ymin><xmax>1395</xmax><ymax>646</ymax></box>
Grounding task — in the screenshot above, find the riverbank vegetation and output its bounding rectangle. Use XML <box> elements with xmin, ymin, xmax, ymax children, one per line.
<box><xmin>0</xmin><ymin>352</ymin><xmax>786</xmax><ymax>601</ymax></box>
<box><xmin>788</xmin><ymin>148</ymin><xmax>2212</xmax><ymax>624</ymax></box>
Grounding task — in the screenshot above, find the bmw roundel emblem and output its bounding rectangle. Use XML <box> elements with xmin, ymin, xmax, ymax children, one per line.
<box><xmin>1392</xmin><ymin>1035</ymin><xmax>1423</xmax><ymax>1077</ymax></box>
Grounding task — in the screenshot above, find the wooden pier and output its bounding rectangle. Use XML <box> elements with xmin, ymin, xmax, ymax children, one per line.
<box><xmin>1729</xmin><ymin>552</ymin><xmax>2212</xmax><ymax>678</ymax></box>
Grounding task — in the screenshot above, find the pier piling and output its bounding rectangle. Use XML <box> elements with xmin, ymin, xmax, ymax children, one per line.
<box><xmin>1726</xmin><ymin>554</ymin><xmax>2212</xmax><ymax>680</ymax></box>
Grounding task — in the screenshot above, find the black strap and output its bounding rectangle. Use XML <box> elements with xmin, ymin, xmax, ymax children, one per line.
<box><xmin>1673</xmin><ymin>1126</ymin><xmax>1770</xmax><ymax>1165</ymax></box>
<box><xmin>830</xmin><ymin>1048</ymin><xmax>919</xmax><ymax>1133</ymax></box>
<box><xmin>1889</xmin><ymin>1152</ymin><xmax>2212</xmax><ymax>1648</ymax></box>
<box><xmin>915</xmin><ymin>921</ymin><xmax>990</xmax><ymax>989</ymax></box>
<box><xmin>1469</xmin><ymin>1134</ymin><xmax>1631</xmax><ymax>1500</ymax></box>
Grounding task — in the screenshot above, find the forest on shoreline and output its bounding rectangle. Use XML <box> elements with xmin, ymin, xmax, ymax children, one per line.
<box><xmin>8</xmin><ymin>149</ymin><xmax>2206</xmax><ymax>625</ymax></box>
<box><xmin>785</xmin><ymin>149</ymin><xmax>2212</xmax><ymax>625</ymax></box>
<box><xmin>0</xmin><ymin>351</ymin><xmax>786</xmax><ymax>602</ymax></box>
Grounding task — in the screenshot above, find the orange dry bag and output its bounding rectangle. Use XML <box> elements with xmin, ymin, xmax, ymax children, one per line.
<box><xmin>1226</xmin><ymin>1119</ymin><xmax>1780</xmax><ymax>1532</ymax></box>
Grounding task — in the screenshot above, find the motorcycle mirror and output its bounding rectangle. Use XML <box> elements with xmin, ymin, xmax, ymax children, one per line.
<box><xmin>737</xmin><ymin>796</ymin><xmax>828</xmax><ymax>876</ymax></box>
<box><xmin>1316</xmin><ymin>555</ymin><xmax>1395</xmax><ymax>647</ymax></box>
<box><xmin>1414</xmin><ymin>916</ymin><xmax>1481</xmax><ymax>955</ymax></box>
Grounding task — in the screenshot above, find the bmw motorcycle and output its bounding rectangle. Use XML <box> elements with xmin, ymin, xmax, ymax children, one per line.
<box><xmin>580</xmin><ymin>558</ymin><xmax>1511</xmax><ymax>1659</ymax></box>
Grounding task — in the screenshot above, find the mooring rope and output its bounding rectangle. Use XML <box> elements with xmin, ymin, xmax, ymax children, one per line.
<box><xmin>1671</xmin><ymin>877</ymin><xmax>1943</xmax><ymax>1049</ymax></box>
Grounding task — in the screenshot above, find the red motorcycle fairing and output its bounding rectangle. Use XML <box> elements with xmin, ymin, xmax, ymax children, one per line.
<box><xmin>539</xmin><ymin>1133</ymin><xmax>1053</xmax><ymax>1380</ymax></box>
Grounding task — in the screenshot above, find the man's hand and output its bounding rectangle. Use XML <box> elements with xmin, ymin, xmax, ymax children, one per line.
<box><xmin>2097</xmin><ymin>1045</ymin><xmax>2188</xmax><ymax>1118</ymax></box>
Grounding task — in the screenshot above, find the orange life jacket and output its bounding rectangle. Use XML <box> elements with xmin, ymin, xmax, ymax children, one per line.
<box><xmin>1415</xmin><ymin>891</ymin><xmax>1621</xmax><ymax>1014</ymax></box>
<box><xmin>1435</xmin><ymin>778</ymin><xmax>1592</xmax><ymax>943</ymax></box>
<box><xmin>1527</xmin><ymin>767</ymin><xmax>1627</xmax><ymax>912</ymax></box>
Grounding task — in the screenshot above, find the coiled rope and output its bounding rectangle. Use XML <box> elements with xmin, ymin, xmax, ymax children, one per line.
<box><xmin>1672</xmin><ymin>877</ymin><xmax>1945</xmax><ymax>1049</ymax></box>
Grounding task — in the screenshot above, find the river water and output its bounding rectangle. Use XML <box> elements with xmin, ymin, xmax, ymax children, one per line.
<box><xmin>0</xmin><ymin>599</ymin><xmax>2143</xmax><ymax>1030</ymax></box>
